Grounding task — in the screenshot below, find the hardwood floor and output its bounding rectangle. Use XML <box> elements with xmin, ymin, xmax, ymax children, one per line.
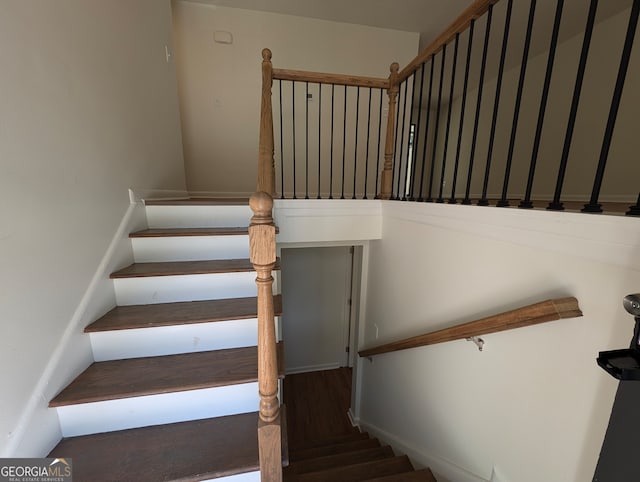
<box><xmin>283</xmin><ymin>367</ymin><xmax>358</xmax><ymax>450</ymax></box>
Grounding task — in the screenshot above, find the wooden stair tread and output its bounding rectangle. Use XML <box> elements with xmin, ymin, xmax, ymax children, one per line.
<box><xmin>364</xmin><ymin>469</ymin><xmax>438</xmax><ymax>482</ymax></box>
<box><xmin>85</xmin><ymin>295</ymin><xmax>282</xmax><ymax>332</ymax></box>
<box><xmin>290</xmin><ymin>437</ymin><xmax>381</xmax><ymax>462</ymax></box>
<box><xmin>144</xmin><ymin>197</ymin><xmax>249</xmax><ymax>206</ymax></box>
<box><xmin>291</xmin><ymin>432</ymin><xmax>371</xmax><ymax>452</ymax></box>
<box><xmin>50</xmin><ymin>343</ymin><xmax>284</xmax><ymax>407</ymax></box>
<box><xmin>49</xmin><ymin>412</ymin><xmax>260</xmax><ymax>481</ymax></box>
<box><xmin>130</xmin><ymin>227</ymin><xmax>249</xmax><ymax>237</ymax></box>
<box><xmin>110</xmin><ymin>258</ymin><xmax>280</xmax><ymax>278</ymax></box>
<box><xmin>286</xmin><ymin>446</ymin><xmax>393</xmax><ymax>475</ymax></box>
<box><xmin>294</xmin><ymin>455</ymin><xmax>414</xmax><ymax>482</ymax></box>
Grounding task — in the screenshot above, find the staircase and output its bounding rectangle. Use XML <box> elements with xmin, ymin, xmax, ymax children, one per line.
<box><xmin>284</xmin><ymin>432</ymin><xmax>436</xmax><ymax>482</ymax></box>
<box><xmin>48</xmin><ymin>198</ymin><xmax>282</xmax><ymax>481</ymax></box>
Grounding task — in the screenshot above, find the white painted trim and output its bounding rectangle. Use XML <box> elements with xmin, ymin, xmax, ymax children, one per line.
<box><xmin>351</xmin><ymin>241</ymin><xmax>370</xmax><ymax>423</ymax></box>
<box><xmin>382</xmin><ymin>201</ymin><xmax>640</xmax><ymax>271</ymax></box>
<box><xmin>188</xmin><ymin>190</ymin><xmax>253</xmax><ymax>198</ymax></box>
<box><xmin>358</xmin><ymin>419</ymin><xmax>489</xmax><ymax>482</ymax></box>
<box><xmin>3</xmin><ymin>198</ymin><xmax>147</xmax><ymax>457</ymax></box>
<box><xmin>128</xmin><ymin>188</ymin><xmax>189</xmax><ymax>203</ymax></box>
<box><xmin>285</xmin><ymin>363</ymin><xmax>341</xmax><ymax>375</ymax></box>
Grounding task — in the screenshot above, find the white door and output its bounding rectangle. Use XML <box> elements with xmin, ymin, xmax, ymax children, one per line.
<box><xmin>281</xmin><ymin>246</ymin><xmax>353</xmax><ymax>373</ymax></box>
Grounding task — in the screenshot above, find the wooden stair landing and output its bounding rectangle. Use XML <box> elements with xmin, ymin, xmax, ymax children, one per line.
<box><xmin>50</xmin><ymin>343</ymin><xmax>284</xmax><ymax>407</ymax></box>
<box><xmin>144</xmin><ymin>197</ymin><xmax>249</xmax><ymax>206</ymax></box>
<box><xmin>49</xmin><ymin>411</ymin><xmax>260</xmax><ymax>481</ymax></box>
<box><xmin>85</xmin><ymin>295</ymin><xmax>282</xmax><ymax>332</ymax></box>
<box><xmin>110</xmin><ymin>258</ymin><xmax>280</xmax><ymax>279</ymax></box>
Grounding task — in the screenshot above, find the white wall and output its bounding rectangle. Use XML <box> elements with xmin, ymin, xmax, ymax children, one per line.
<box><xmin>356</xmin><ymin>202</ymin><xmax>640</xmax><ymax>482</ymax></box>
<box><xmin>0</xmin><ymin>0</ymin><xmax>186</xmax><ymax>456</ymax></box>
<box><xmin>172</xmin><ymin>1</ymin><xmax>419</xmax><ymax>196</ymax></box>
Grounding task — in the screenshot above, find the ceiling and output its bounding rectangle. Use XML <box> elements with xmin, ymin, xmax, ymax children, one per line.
<box><xmin>184</xmin><ymin>0</ymin><xmax>476</xmax><ymax>49</ymax></box>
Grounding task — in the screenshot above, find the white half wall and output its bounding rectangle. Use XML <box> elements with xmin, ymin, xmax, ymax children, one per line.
<box><xmin>0</xmin><ymin>0</ymin><xmax>185</xmax><ymax>456</ymax></box>
<box><xmin>355</xmin><ymin>201</ymin><xmax>640</xmax><ymax>482</ymax></box>
<box><xmin>172</xmin><ymin>1</ymin><xmax>419</xmax><ymax>195</ymax></box>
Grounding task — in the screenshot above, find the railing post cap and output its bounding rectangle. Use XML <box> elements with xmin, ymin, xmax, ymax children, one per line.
<box><xmin>390</xmin><ymin>62</ymin><xmax>399</xmax><ymax>74</ymax></box>
<box><xmin>250</xmin><ymin>191</ymin><xmax>274</xmax><ymax>216</ymax></box>
<box><xmin>262</xmin><ymin>48</ymin><xmax>272</xmax><ymax>61</ymax></box>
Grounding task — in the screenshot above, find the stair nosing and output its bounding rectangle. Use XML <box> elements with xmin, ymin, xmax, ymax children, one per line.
<box><xmin>130</xmin><ymin>227</ymin><xmax>250</xmax><ymax>238</ymax></box>
<box><xmin>49</xmin><ymin>343</ymin><xmax>285</xmax><ymax>407</ymax></box>
<box><xmin>110</xmin><ymin>258</ymin><xmax>281</xmax><ymax>279</ymax></box>
<box><xmin>85</xmin><ymin>295</ymin><xmax>283</xmax><ymax>332</ymax></box>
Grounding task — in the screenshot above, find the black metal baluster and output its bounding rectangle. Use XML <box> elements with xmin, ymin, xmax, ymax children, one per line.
<box><xmin>279</xmin><ymin>80</ymin><xmax>285</xmax><ymax>199</ymax></box>
<box><xmin>409</xmin><ymin>63</ymin><xmax>426</xmax><ymax>201</ymax></box>
<box><xmin>392</xmin><ymin>80</ymin><xmax>402</xmax><ymax>200</ymax></box>
<box><xmin>547</xmin><ymin>0</ymin><xmax>599</xmax><ymax>211</ymax></box>
<box><xmin>418</xmin><ymin>58</ymin><xmax>435</xmax><ymax>202</ymax></box>
<box><xmin>519</xmin><ymin>0</ymin><xmax>564</xmax><ymax>209</ymax></box>
<box><xmin>478</xmin><ymin>0</ymin><xmax>513</xmax><ymax>206</ymax></box>
<box><xmin>395</xmin><ymin>81</ymin><xmax>409</xmax><ymax>200</ymax></box>
<box><xmin>438</xmin><ymin>34</ymin><xmax>460</xmax><ymax>203</ymax></box>
<box><xmin>375</xmin><ymin>89</ymin><xmax>383</xmax><ymax>198</ymax></box>
<box><xmin>363</xmin><ymin>88</ymin><xmax>372</xmax><ymax>199</ymax></box>
<box><xmin>353</xmin><ymin>86</ymin><xmax>360</xmax><ymax>199</ymax></box>
<box><xmin>330</xmin><ymin>84</ymin><xmax>335</xmax><ymax>199</ymax></box>
<box><xmin>498</xmin><ymin>0</ymin><xmax>537</xmax><ymax>207</ymax></box>
<box><xmin>317</xmin><ymin>83</ymin><xmax>322</xmax><ymax>199</ymax></box>
<box><xmin>427</xmin><ymin>46</ymin><xmax>447</xmax><ymax>202</ymax></box>
<box><xmin>450</xmin><ymin>21</ymin><xmax>476</xmax><ymax>204</ymax></box>
<box><xmin>584</xmin><ymin>0</ymin><xmax>640</xmax><ymax>213</ymax></box>
<box><xmin>627</xmin><ymin>193</ymin><xmax>640</xmax><ymax>216</ymax></box>
<box><xmin>463</xmin><ymin>6</ymin><xmax>493</xmax><ymax>205</ymax></box>
<box><xmin>305</xmin><ymin>81</ymin><xmax>309</xmax><ymax>199</ymax></box>
<box><xmin>292</xmin><ymin>81</ymin><xmax>297</xmax><ymax>199</ymax></box>
<box><xmin>341</xmin><ymin>85</ymin><xmax>347</xmax><ymax>199</ymax></box>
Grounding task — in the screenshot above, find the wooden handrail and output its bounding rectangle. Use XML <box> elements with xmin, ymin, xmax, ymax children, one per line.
<box><xmin>397</xmin><ymin>0</ymin><xmax>501</xmax><ymax>83</ymax></box>
<box><xmin>249</xmin><ymin>192</ymin><xmax>282</xmax><ymax>481</ymax></box>
<box><xmin>272</xmin><ymin>68</ymin><xmax>389</xmax><ymax>89</ymax></box>
<box><xmin>359</xmin><ymin>297</ymin><xmax>582</xmax><ymax>358</ymax></box>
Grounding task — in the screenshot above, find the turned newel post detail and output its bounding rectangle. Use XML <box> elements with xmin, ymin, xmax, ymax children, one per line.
<box><xmin>380</xmin><ymin>62</ymin><xmax>400</xmax><ymax>200</ymax></box>
<box><xmin>249</xmin><ymin>191</ymin><xmax>282</xmax><ymax>481</ymax></box>
<box><xmin>259</xmin><ymin>49</ymin><xmax>276</xmax><ymax>196</ymax></box>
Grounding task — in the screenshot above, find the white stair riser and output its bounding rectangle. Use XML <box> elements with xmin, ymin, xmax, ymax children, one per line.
<box><xmin>203</xmin><ymin>472</ymin><xmax>260</xmax><ymax>482</ymax></box>
<box><xmin>90</xmin><ymin>319</ymin><xmax>259</xmax><ymax>361</ymax></box>
<box><xmin>113</xmin><ymin>271</ymin><xmax>281</xmax><ymax>305</ymax></box>
<box><xmin>145</xmin><ymin>205</ymin><xmax>252</xmax><ymax>228</ymax></box>
<box><xmin>56</xmin><ymin>382</ymin><xmax>259</xmax><ymax>437</ymax></box>
<box><xmin>131</xmin><ymin>236</ymin><xmax>250</xmax><ymax>262</ymax></box>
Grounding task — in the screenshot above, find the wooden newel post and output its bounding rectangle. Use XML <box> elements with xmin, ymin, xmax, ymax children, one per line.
<box><xmin>380</xmin><ymin>62</ymin><xmax>400</xmax><ymax>200</ymax></box>
<box><xmin>249</xmin><ymin>191</ymin><xmax>282</xmax><ymax>481</ymax></box>
<box><xmin>259</xmin><ymin>49</ymin><xmax>276</xmax><ymax>196</ymax></box>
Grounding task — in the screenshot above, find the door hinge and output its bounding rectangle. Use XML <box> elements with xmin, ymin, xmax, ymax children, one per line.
<box><xmin>345</xmin><ymin>346</ymin><xmax>350</xmax><ymax>353</ymax></box>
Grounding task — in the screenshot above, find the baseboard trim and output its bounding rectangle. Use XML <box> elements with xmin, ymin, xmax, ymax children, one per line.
<box><xmin>285</xmin><ymin>363</ymin><xmax>342</xmax><ymax>375</ymax></box>
<box><xmin>188</xmin><ymin>190</ymin><xmax>254</xmax><ymax>199</ymax></box>
<box><xmin>357</xmin><ymin>419</ymin><xmax>489</xmax><ymax>482</ymax></box>
<box><xmin>129</xmin><ymin>188</ymin><xmax>189</xmax><ymax>203</ymax></box>
<box><xmin>2</xmin><ymin>198</ymin><xmax>147</xmax><ymax>457</ymax></box>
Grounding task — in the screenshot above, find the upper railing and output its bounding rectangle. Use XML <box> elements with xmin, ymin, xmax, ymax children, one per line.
<box><xmin>260</xmin><ymin>0</ymin><xmax>640</xmax><ymax>214</ymax></box>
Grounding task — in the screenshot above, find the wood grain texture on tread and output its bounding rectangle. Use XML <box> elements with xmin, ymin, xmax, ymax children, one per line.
<box><xmin>85</xmin><ymin>295</ymin><xmax>282</xmax><ymax>332</ymax></box>
<box><xmin>294</xmin><ymin>455</ymin><xmax>414</xmax><ymax>482</ymax></box>
<box><xmin>110</xmin><ymin>258</ymin><xmax>280</xmax><ymax>278</ymax></box>
<box><xmin>130</xmin><ymin>227</ymin><xmax>249</xmax><ymax>237</ymax></box>
<box><xmin>49</xmin><ymin>343</ymin><xmax>284</xmax><ymax>407</ymax></box>
<box><xmin>49</xmin><ymin>412</ymin><xmax>260</xmax><ymax>481</ymax></box>
<box><xmin>289</xmin><ymin>437</ymin><xmax>381</xmax><ymax>462</ymax></box>
<box><xmin>364</xmin><ymin>468</ymin><xmax>438</xmax><ymax>482</ymax></box>
<box><xmin>285</xmin><ymin>446</ymin><xmax>393</xmax><ymax>475</ymax></box>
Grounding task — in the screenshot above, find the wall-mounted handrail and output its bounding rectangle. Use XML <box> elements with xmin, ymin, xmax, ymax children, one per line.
<box><xmin>359</xmin><ymin>297</ymin><xmax>582</xmax><ymax>358</ymax></box>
